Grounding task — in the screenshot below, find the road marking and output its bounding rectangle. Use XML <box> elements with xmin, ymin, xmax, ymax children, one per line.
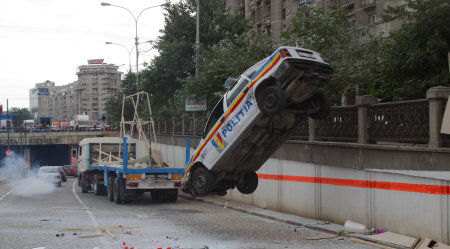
<box><xmin>0</xmin><ymin>187</ymin><xmax>15</xmax><ymax>201</ymax></box>
<box><xmin>72</xmin><ymin>180</ymin><xmax>110</xmax><ymax>248</ymax></box>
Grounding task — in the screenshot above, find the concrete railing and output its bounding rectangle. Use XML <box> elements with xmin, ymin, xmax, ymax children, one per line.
<box><xmin>155</xmin><ymin>86</ymin><xmax>450</xmax><ymax>148</ymax></box>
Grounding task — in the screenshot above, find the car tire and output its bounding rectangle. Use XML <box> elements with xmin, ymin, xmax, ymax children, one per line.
<box><xmin>107</xmin><ymin>176</ymin><xmax>115</xmax><ymax>202</ymax></box>
<box><xmin>57</xmin><ymin>181</ymin><xmax>62</xmax><ymax>187</ymax></box>
<box><xmin>192</xmin><ymin>167</ymin><xmax>214</xmax><ymax>196</ymax></box>
<box><xmin>308</xmin><ymin>92</ymin><xmax>330</xmax><ymax>120</ymax></box>
<box><xmin>62</xmin><ymin>177</ymin><xmax>67</xmax><ymax>182</ymax></box>
<box><xmin>113</xmin><ymin>177</ymin><xmax>122</xmax><ymax>204</ymax></box>
<box><xmin>81</xmin><ymin>182</ymin><xmax>88</xmax><ymax>193</ymax></box>
<box><xmin>236</xmin><ymin>171</ymin><xmax>258</xmax><ymax>194</ymax></box>
<box><xmin>258</xmin><ymin>86</ymin><xmax>286</xmax><ymax>116</ymax></box>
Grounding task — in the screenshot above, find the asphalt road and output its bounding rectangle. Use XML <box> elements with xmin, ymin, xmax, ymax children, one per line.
<box><xmin>0</xmin><ymin>178</ymin><xmax>377</xmax><ymax>249</ymax></box>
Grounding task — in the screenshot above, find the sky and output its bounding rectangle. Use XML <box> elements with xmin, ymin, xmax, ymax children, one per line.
<box><xmin>0</xmin><ymin>0</ymin><xmax>170</xmax><ymax>109</ymax></box>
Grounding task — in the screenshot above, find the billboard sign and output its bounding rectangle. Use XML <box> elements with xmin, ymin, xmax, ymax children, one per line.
<box><xmin>185</xmin><ymin>98</ymin><xmax>207</xmax><ymax>111</ymax></box>
<box><xmin>88</xmin><ymin>59</ymin><xmax>104</xmax><ymax>65</ymax></box>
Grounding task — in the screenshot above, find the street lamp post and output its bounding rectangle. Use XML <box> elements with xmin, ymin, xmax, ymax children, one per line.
<box><xmin>105</xmin><ymin>42</ymin><xmax>132</xmax><ymax>72</ymax></box>
<box><xmin>101</xmin><ymin>2</ymin><xmax>162</xmax><ymax>92</ymax></box>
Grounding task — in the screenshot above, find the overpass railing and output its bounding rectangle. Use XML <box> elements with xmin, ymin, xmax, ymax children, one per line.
<box><xmin>154</xmin><ymin>87</ymin><xmax>450</xmax><ymax>148</ymax></box>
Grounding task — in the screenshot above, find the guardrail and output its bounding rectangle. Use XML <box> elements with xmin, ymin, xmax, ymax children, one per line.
<box><xmin>154</xmin><ymin>86</ymin><xmax>450</xmax><ymax>148</ymax></box>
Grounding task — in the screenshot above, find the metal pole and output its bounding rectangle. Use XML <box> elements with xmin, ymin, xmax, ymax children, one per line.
<box><xmin>6</xmin><ymin>99</ymin><xmax>10</xmax><ymax>148</ymax></box>
<box><xmin>195</xmin><ymin>0</ymin><xmax>200</xmax><ymax>77</ymax></box>
<box><xmin>135</xmin><ymin>20</ymin><xmax>139</xmax><ymax>93</ymax></box>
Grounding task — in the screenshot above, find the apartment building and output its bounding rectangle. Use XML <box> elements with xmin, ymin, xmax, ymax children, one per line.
<box><xmin>31</xmin><ymin>59</ymin><xmax>122</xmax><ymax>124</ymax></box>
<box><xmin>74</xmin><ymin>59</ymin><xmax>122</xmax><ymax>123</ymax></box>
<box><xmin>29</xmin><ymin>80</ymin><xmax>55</xmax><ymax>120</ymax></box>
<box><xmin>226</xmin><ymin>0</ymin><xmax>406</xmax><ymax>42</ymax></box>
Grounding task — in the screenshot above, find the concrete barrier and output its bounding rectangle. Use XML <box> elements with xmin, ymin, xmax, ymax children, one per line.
<box><xmin>153</xmin><ymin>136</ymin><xmax>450</xmax><ymax>244</ymax></box>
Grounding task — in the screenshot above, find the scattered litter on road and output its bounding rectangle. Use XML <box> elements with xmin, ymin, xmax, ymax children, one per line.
<box><xmin>78</xmin><ymin>234</ymin><xmax>104</xmax><ymax>239</ymax></box>
<box><xmin>8</xmin><ymin>224</ymin><xmax>43</xmax><ymax>228</ymax></box>
<box><xmin>291</xmin><ymin>221</ymin><xmax>330</xmax><ymax>232</ymax></box>
<box><xmin>350</xmin><ymin>238</ymin><xmax>396</xmax><ymax>249</ymax></box>
<box><xmin>166</xmin><ymin>236</ymin><xmax>178</xmax><ymax>241</ymax></box>
<box><xmin>52</xmin><ymin>207</ymin><xmax>90</xmax><ymax>210</ymax></box>
<box><xmin>344</xmin><ymin>220</ymin><xmax>368</xmax><ymax>233</ymax></box>
<box><xmin>412</xmin><ymin>238</ymin><xmax>450</xmax><ymax>249</ymax></box>
<box><xmin>59</xmin><ymin>225</ymin><xmax>141</xmax><ymax>239</ymax></box>
<box><xmin>72</xmin><ymin>233</ymin><xmax>77</xmax><ymax>235</ymax></box>
<box><xmin>55</xmin><ymin>233</ymin><xmax>64</xmax><ymax>237</ymax></box>
<box><xmin>304</xmin><ymin>234</ymin><xmax>337</xmax><ymax>240</ymax></box>
<box><xmin>32</xmin><ymin>247</ymin><xmax>45</xmax><ymax>249</ymax></box>
<box><xmin>368</xmin><ymin>231</ymin><xmax>417</xmax><ymax>248</ymax></box>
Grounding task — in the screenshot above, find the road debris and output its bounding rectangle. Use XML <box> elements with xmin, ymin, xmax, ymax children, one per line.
<box><xmin>58</xmin><ymin>225</ymin><xmax>141</xmax><ymax>239</ymax></box>
<box><xmin>350</xmin><ymin>238</ymin><xmax>396</xmax><ymax>249</ymax></box>
<box><xmin>304</xmin><ymin>234</ymin><xmax>337</xmax><ymax>240</ymax></box>
<box><xmin>40</xmin><ymin>219</ymin><xmax>61</xmax><ymax>222</ymax></box>
<box><xmin>368</xmin><ymin>231</ymin><xmax>417</xmax><ymax>248</ymax></box>
<box><xmin>55</xmin><ymin>233</ymin><xmax>64</xmax><ymax>237</ymax></box>
<box><xmin>78</xmin><ymin>234</ymin><xmax>104</xmax><ymax>239</ymax></box>
<box><xmin>412</xmin><ymin>238</ymin><xmax>450</xmax><ymax>249</ymax></box>
<box><xmin>8</xmin><ymin>224</ymin><xmax>43</xmax><ymax>228</ymax></box>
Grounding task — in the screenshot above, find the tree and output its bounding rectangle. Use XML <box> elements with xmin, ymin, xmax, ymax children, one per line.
<box><xmin>368</xmin><ymin>0</ymin><xmax>450</xmax><ymax>101</ymax></box>
<box><xmin>281</xmin><ymin>6</ymin><xmax>373</xmax><ymax>104</ymax></box>
<box><xmin>140</xmin><ymin>0</ymin><xmax>250</xmax><ymax>116</ymax></box>
<box><xmin>9</xmin><ymin>107</ymin><xmax>31</xmax><ymax>127</ymax></box>
<box><xmin>105</xmin><ymin>72</ymin><xmax>137</xmax><ymax>127</ymax></box>
<box><xmin>184</xmin><ymin>32</ymin><xmax>274</xmax><ymax>110</ymax></box>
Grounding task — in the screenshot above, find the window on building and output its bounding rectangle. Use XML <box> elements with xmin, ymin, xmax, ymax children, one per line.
<box><xmin>369</xmin><ymin>14</ymin><xmax>376</xmax><ymax>24</ymax></box>
<box><xmin>300</xmin><ymin>0</ymin><xmax>311</xmax><ymax>6</ymax></box>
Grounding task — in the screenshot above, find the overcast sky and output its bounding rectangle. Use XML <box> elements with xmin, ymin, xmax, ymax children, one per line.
<box><xmin>0</xmin><ymin>0</ymin><xmax>170</xmax><ymax>109</ymax></box>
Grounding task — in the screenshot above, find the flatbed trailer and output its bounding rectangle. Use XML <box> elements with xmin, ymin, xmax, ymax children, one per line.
<box><xmin>78</xmin><ymin>137</ymin><xmax>184</xmax><ymax>203</ymax></box>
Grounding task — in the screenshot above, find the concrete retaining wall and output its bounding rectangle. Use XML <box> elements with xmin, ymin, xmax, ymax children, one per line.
<box><xmin>153</xmin><ymin>136</ymin><xmax>450</xmax><ymax>244</ymax></box>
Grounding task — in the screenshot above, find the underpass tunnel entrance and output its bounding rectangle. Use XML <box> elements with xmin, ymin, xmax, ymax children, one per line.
<box><xmin>29</xmin><ymin>145</ymin><xmax>71</xmax><ymax>170</ymax></box>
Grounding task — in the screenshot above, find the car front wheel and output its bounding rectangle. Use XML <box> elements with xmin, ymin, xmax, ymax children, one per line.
<box><xmin>192</xmin><ymin>167</ymin><xmax>214</xmax><ymax>196</ymax></box>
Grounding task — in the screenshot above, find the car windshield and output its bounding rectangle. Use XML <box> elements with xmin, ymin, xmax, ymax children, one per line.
<box><xmin>39</xmin><ymin>167</ymin><xmax>58</xmax><ymax>173</ymax></box>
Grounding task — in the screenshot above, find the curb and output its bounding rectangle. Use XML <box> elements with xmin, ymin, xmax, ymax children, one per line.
<box><xmin>179</xmin><ymin>193</ymin><xmax>407</xmax><ymax>249</ymax></box>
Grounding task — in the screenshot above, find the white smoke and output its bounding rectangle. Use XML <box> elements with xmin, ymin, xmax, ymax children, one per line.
<box><xmin>0</xmin><ymin>152</ymin><xmax>56</xmax><ymax>197</ymax></box>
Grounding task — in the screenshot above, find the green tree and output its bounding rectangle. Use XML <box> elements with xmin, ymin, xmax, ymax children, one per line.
<box><xmin>368</xmin><ymin>0</ymin><xmax>450</xmax><ymax>101</ymax></box>
<box><xmin>105</xmin><ymin>72</ymin><xmax>137</xmax><ymax>127</ymax></box>
<box><xmin>9</xmin><ymin>107</ymin><xmax>31</xmax><ymax>127</ymax></box>
<box><xmin>281</xmin><ymin>6</ymin><xmax>372</xmax><ymax>104</ymax></box>
<box><xmin>184</xmin><ymin>32</ymin><xmax>274</xmax><ymax>110</ymax></box>
<box><xmin>140</xmin><ymin>0</ymin><xmax>250</xmax><ymax>116</ymax></box>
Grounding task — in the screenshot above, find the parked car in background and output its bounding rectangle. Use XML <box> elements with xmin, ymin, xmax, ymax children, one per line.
<box><xmin>63</xmin><ymin>165</ymin><xmax>77</xmax><ymax>177</ymax></box>
<box><xmin>38</xmin><ymin>166</ymin><xmax>62</xmax><ymax>187</ymax></box>
<box><xmin>53</xmin><ymin>166</ymin><xmax>67</xmax><ymax>182</ymax></box>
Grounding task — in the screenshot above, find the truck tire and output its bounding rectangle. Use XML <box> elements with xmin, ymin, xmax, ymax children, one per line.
<box><xmin>93</xmin><ymin>174</ymin><xmax>102</xmax><ymax>195</ymax></box>
<box><xmin>236</xmin><ymin>171</ymin><xmax>258</xmax><ymax>194</ymax></box>
<box><xmin>192</xmin><ymin>167</ymin><xmax>214</xmax><ymax>196</ymax></box>
<box><xmin>81</xmin><ymin>174</ymin><xmax>88</xmax><ymax>193</ymax></box>
<box><xmin>162</xmin><ymin>189</ymin><xmax>178</xmax><ymax>202</ymax></box>
<box><xmin>150</xmin><ymin>190</ymin><xmax>162</xmax><ymax>201</ymax></box>
<box><xmin>113</xmin><ymin>177</ymin><xmax>122</xmax><ymax>204</ymax></box>
<box><xmin>258</xmin><ymin>86</ymin><xmax>286</xmax><ymax>116</ymax></box>
<box><xmin>107</xmin><ymin>176</ymin><xmax>115</xmax><ymax>202</ymax></box>
<box><xmin>308</xmin><ymin>92</ymin><xmax>330</xmax><ymax>120</ymax></box>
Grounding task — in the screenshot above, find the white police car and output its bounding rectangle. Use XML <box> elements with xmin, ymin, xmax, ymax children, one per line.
<box><xmin>182</xmin><ymin>46</ymin><xmax>333</xmax><ymax>196</ymax></box>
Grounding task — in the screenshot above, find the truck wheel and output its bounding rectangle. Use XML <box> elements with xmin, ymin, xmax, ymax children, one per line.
<box><xmin>113</xmin><ymin>177</ymin><xmax>122</xmax><ymax>204</ymax></box>
<box><xmin>93</xmin><ymin>174</ymin><xmax>101</xmax><ymax>195</ymax></box>
<box><xmin>150</xmin><ymin>190</ymin><xmax>162</xmax><ymax>201</ymax></box>
<box><xmin>236</xmin><ymin>171</ymin><xmax>258</xmax><ymax>194</ymax></box>
<box><xmin>258</xmin><ymin>86</ymin><xmax>286</xmax><ymax>116</ymax></box>
<box><xmin>81</xmin><ymin>182</ymin><xmax>88</xmax><ymax>193</ymax></box>
<box><xmin>308</xmin><ymin>92</ymin><xmax>330</xmax><ymax>120</ymax></box>
<box><xmin>162</xmin><ymin>189</ymin><xmax>178</xmax><ymax>202</ymax></box>
<box><xmin>192</xmin><ymin>167</ymin><xmax>214</xmax><ymax>196</ymax></box>
<box><xmin>107</xmin><ymin>176</ymin><xmax>115</xmax><ymax>202</ymax></box>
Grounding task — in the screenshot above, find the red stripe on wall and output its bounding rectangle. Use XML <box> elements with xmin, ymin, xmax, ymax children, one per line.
<box><xmin>257</xmin><ymin>173</ymin><xmax>450</xmax><ymax>195</ymax></box>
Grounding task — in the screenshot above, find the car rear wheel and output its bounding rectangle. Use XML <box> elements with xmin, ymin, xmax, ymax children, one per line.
<box><xmin>308</xmin><ymin>92</ymin><xmax>330</xmax><ymax>120</ymax></box>
<box><xmin>258</xmin><ymin>86</ymin><xmax>286</xmax><ymax>116</ymax></box>
<box><xmin>236</xmin><ymin>171</ymin><xmax>258</xmax><ymax>194</ymax></box>
<box><xmin>192</xmin><ymin>167</ymin><xmax>214</xmax><ymax>196</ymax></box>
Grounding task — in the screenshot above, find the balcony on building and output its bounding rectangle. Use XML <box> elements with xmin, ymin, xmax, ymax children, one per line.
<box><xmin>361</xmin><ymin>0</ymin><xmax>375</xmax><ymax>11</ymax></box>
